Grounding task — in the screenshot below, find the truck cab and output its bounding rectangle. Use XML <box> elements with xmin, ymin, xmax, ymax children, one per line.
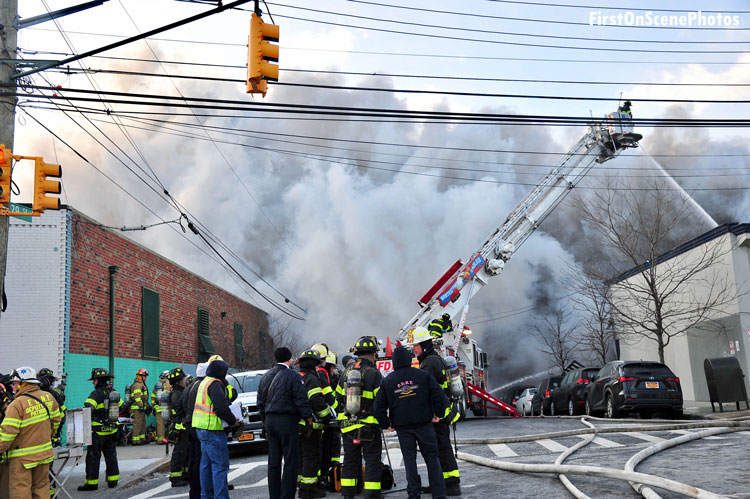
<box><xmin>227</xmin><ymin>369</ymin><xmax>267</xmax><ymax>446</ymax></box>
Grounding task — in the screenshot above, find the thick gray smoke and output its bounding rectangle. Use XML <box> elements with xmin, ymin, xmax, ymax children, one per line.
<box><xmin>16</xmin><ymin>54</ymin><xmax>750</xmax><ymax>388</ymax></box>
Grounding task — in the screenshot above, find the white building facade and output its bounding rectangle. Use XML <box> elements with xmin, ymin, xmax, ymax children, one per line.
<box><xmin>613</xmin><ymin>223</ymin><xmax>750</xmax><ymax>402</ymax></box>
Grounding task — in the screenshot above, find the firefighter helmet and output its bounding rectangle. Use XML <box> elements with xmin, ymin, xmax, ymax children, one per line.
<box><xmin>168</xmin><ymin>367</ymin><xmax>186</xmax><ymax>384</ymax></box>
<box><xmin>137</xmin><ymin>368</ymin><xmax>149</xmax><ymax>377</ymax></box>
<box><xmin>325</xmin><ymin>351</ymin><xmax>337</xmax><ymax>365</ymax></box>
<box><xmin>311</xmin><ymin>343</ymin><xmax>328</xmax><ymax>360</ymax></box>
<box><xmin>160</xmin><ymin>370</ymin><xmax>170</xmax><ymax>380</ymax></box>
<box><xmin>88</xmin><ymin>368</ymin><xmax>113</xmax><ymax>381</ymax></box>
<box><xmin>441</xmin><ymin>313</ymin><xmax>450</xmax><ymax>321</ymax></box>
<box><xmin>298</xmin><ymin>349</ymin><xmax>323</xmax><ymax>363</ymax></box>
<box><xmin>353</xmin><ymin>336</ymin><xmax>378</xmax><ymax>354</ymax></box>
<box><xmin>12</xmin><ymin>366</ymin><xmax>40</xmax><ymax>384</ymax></box>
<box><xmin>408</xmin><ymin>327</ymin><xmax>432</xmax><ymax>345</ymax></box>
<box><xmin>37</xmin><ymin>367</ymin><xmax>57</xmax><ymax>381</ymax></box>
<box><xmin>208</xmin><ymin>355</ymin><xmax>224</xmax><ymax>363</ymax></box>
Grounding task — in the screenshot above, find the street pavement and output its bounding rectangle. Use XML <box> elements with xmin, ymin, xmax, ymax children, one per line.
<box><xmin>61</xmin><ymin>414</ymin><xmax>750</xmax><ymax>499</ymax></box>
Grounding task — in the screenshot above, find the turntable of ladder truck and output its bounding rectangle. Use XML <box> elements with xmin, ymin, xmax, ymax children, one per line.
<box><xmin>380</xmin><ymin>109</ymin><xmax>642</xmax><ymax>418</ymax></box>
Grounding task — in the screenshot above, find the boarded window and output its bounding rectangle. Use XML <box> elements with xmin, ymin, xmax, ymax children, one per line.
<box><xmin>142</xmin><ymin>287</ymin><xmax>160</xmax><ymax>359</ymax></box>
<box><xmin>234</xmin><ymin>323</ymin><xmax>244</xmax><ymax>367</ymax></box>
<box><xmin>197</xmin><ymin>308</ymin><xmax>215</xmax><ymax>362</ymax></box>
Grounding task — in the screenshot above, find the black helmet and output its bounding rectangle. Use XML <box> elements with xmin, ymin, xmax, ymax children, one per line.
<box><xmin>353</xmin><ymin>336</ymin><xmax>378</xmax><ymax>354</ymax></box>
<box><xmin>441</xmin><ymin>313</ymin><xmax>450</xmax><ymax>321</ymax></box>
<box><xmin>88</xmin><ymin>368</ymin><xmax>113</xmax><ymax>381</ymax></box>
<box><xmin>37</xmin><ymin>368</ymin><xmax>57</xmax><ymax>381</ymax></box>
<box><xmin>168</xmin><ymin>367</ymin><xmax>186</xmax><ymax>384</ymax></box>
<box><xmin>624</xmin><ymin>100</ymin><xmax>632</xmax><ymax>105</ymax></box>
<box><xmin>298</xmin><ymin>349</ymin><xmax>323</xmax><ymax>363</ymax></box>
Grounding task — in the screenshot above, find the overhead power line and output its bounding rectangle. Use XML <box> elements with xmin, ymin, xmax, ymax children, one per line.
<box><xmin>266</xmin><ymin>1</ymin><xmax>750</xmax><ymax>44</ymax></box>
<box><xmin>13</xmin><ymin>0</ymin><xmax>254</xmax><ymax>79</ymax></box>
<box><xmin>51</xmin><ymin>65</ymin><xmax>750</xmax><ymax>88</ymax></box>
<box><xmin>483</xmin><ymin>0</ymin><xmax>750</xmax><ymax>14</ymax></box>
<box><xmin>326</xmin><ymin>0</ymin><xmax>750</xmax><ymax>31</ymax></box>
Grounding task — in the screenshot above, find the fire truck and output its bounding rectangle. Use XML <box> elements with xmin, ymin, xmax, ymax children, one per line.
<box><xmin>382</xmin><ymin>110</ymin><xmax>642</xmax><ymax>417</ymax></box>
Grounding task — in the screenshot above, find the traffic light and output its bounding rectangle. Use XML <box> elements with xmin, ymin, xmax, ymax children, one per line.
<box><xmin>32</xmin><ymin>158</ymin><xmax>62</xmax><ymax>213</ymax></box>
<box><xmin>247</xmin><ymin>13</ymin><xmax>279</xmax><ymax>97</ymax></box>
<box><xmin>0</xmin><ymin>145</ymin><xmax>10</xmax><ymax>206</ymax></box>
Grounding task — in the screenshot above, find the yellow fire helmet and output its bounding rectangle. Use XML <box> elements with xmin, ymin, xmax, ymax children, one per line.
<box><xmin>208</xmin><ymin>355</ymin><xmax>224</xmax><ymax>363</ymax></box>
<box><xmin>408</xmin><ymin>327</ymin><xmax>431</xmax><ymax>345</ymax></box>
<box><xmin>311</xmin><ymin>343</ymin><xmax>328</xmax><ymax>360</ymax></box>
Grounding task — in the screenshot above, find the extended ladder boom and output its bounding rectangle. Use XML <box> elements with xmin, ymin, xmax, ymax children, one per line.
<box><xmin>399</xmin><ymin>112</ymin><xmax>642</xmax><ymax>341</ymax></box>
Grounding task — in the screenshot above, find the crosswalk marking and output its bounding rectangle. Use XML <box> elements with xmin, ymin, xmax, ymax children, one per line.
<box><xmin>384</xmin><ymin>451</ymin><xmax>403</xmax><ymax>469</ymax></box>
<box><xmin>489</xmin><ymin>444</ymin><xmax>518</xmax><ymax>458</ymax></box>
<box><xmin>234</xmin><ymin>477</ymin><xmax>268</xmax><ymax>489</ymax></box>
<box><xmin>535</xmin><ymin>439</ymin><xmax>568</xmax><ymax>452</ymax></box>
<box><xmin>626</xmin><ymin>432</ymin><xmax>667</xmax><ymax>443</ymax></box>
<box><xmin>227</xmin><ymin>462</ymin><xmax>264</xmax><ymax>481</ymax></box>
<box><xmin>577</xmin><ymin>435</ymin><xmax>624</xmax><ymax>448</ymax></box>
<box><xmin>129</xmin><ymin>482</ymin><xmax>173</xmax><ymax>499</ymax></box>
<box><xmin>668</xmin><ymin>430</ymin><xmax>724</xmax><ymax>440</ymax></box>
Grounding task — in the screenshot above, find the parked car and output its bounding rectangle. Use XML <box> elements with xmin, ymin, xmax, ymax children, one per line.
<box><xmin>583</xmin><ymin>361</ymin><xmax>683</xmax><ymax>419</ymax></box>
<box><xmin>530</xmin><ymin>376</ymin><xmax>562</xmax><ymax>416</ymax></box>
<box><xmin>226</xmin><ymin>369</ymin><xmax>268</xmax><ymax>446</ymax></box>
<box><xmin>514</xmin><ymin>388</ymin><xmax>537</xmax><ymax>416</ymax></box>
<box><xmin>550</xmin><ymin>367</ymin><xmax>600</xmax><ymax>416</ymax></box>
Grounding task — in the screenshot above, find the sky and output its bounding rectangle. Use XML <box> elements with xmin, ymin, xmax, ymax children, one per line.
<box><xmin>10</xmin><ymin>0</ymin><xmax>750</xmax><ymax>386</ymax></box>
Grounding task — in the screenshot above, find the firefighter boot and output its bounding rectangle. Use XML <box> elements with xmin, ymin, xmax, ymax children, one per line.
<box><xmin>77</xmin><ymin>484</ymin><xmax>98</xmax><ymax>491</ymax></box>
<box><xmin>108</xmin><ymin>481</ymin><xmax>118</xmax><ymax>488</ymax></box>
<box><xmin>446</xmin><ymin>483</ymin><xmax>462</xmax><ymax>496</ymax></box>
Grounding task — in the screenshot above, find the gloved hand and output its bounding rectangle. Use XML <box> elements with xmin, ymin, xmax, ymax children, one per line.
<box><xmin>145</xmin><ymin>405</ymin><xmax>153</xmax><ymax>416</ymax></box>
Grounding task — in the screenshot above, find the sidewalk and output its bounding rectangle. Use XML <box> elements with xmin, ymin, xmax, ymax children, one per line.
<box><xmin>53</xmin><ymin>442</ymin><xmax>172</xmax><ymax>498</ymax></box>
<box><xmin>683</xmin><ymin>399</ymin><xmax>750</xmax><ymax>419</ymax></box>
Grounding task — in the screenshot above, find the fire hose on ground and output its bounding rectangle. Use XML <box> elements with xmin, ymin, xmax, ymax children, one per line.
<box><xmin>450</xmin><ymin>418</ymin><xmax>750</xmax><ymax>498</ymax></box>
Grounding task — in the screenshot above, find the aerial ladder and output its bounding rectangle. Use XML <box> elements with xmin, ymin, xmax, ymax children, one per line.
<box><xmin>397</xmin><ymin>111</ymin><xmax>642</xmax><ymax>416</ymax></box>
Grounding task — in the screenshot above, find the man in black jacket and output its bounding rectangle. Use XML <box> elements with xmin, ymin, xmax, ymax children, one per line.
<box><xmin>258</xmin><ymin>347</ymin><xmax>312</xmax><ymax>499</ymax></box>
<box><xmin>168</xmin><ymin>367</ymin><xmax>189</xmax><ymax>487</ymax></box>
<box><xmin>410</xmin><ymin>327</ymin><xmax>461</xmax><ymax>496</ymax></box>
<box><xmin>374</xmin><ymin>346</ymin><xmax>448</xmax><ymax>499</ymax></box>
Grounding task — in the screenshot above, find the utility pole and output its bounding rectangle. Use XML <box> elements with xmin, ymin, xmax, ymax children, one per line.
<box><xmin>0</xmin><ymin>0</ymin><xmax>18</xmax><ymax>318</ymax></box>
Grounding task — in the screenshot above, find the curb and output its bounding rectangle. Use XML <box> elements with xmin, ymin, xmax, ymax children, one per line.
<box><xmin>118</xmin><ymin>456</ymin><xmax>171</xmax><ymax>490</ymax></box>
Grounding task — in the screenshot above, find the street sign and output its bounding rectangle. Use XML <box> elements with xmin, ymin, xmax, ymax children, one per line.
<box><xmin>8</xmin><ymin>202</ymin><xmax>32</xmax><ymax>222</ymax></box>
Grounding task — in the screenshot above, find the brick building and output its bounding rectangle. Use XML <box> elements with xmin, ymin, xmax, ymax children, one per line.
<box><xmin>0</xmin><ymin>206</ymin><xmax>270</xmax><ymax>409</ymax></box>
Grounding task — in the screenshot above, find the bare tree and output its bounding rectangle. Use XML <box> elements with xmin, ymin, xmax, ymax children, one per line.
<box><xmin>574</xmin><ymin>176</ymin><xmax>737</xmax><ymax>363</ymax></box>
<box><xmin>566</xmin><ymin>266</ymin><xmax>616</xmax><ymax>366</ymax></box>
<box><xmin>266</xmin><ymin>316</ymin><xmax>305</xmax><ymax>366</ymax></box>
<box><xmin>531</xmin><ymin>305</ymin><xmax>581</xmax><ymax>375</ymax></box>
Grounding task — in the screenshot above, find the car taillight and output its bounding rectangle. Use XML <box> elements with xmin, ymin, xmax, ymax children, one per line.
<box><xmin>576</xmin><ymin>378</ymin><xmax>590</xmax><ymax>384</ymax></box>
<box><xmin>545</xmin><ymin>390</ymin><xmax>550</xmax><ymax>397</ymax></box>
<box><xmin>618</xmin><ymin>377</ymin><xmax>638</xmax><ymax>382</ymax></box>
<box><xmin>665</xmin><ymin>377</ymin><xmax>680</xmax><ymax>383</ymax></box>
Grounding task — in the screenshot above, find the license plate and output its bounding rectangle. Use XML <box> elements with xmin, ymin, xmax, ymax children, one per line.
<box><xmin>645</xmin><ymin>382</ymin><xmax>659</xmax><ymax>389</ymax></box>
<box><xmin>238</xmin><ymin>433</ymin><xmax>254</xmax><ymax>441</ymax></box>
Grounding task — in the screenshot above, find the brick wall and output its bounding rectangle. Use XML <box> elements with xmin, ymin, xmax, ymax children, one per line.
<box><xmin>69</xmin><ymin>210</ymin><xmax>269</xmax><ymax>369</ymax></box>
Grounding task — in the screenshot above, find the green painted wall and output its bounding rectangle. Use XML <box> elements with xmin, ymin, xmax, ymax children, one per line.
<box><xmin>63</xmin><ymin>353</ymin><xmax>197</xmax><ymax>418</ymax></box>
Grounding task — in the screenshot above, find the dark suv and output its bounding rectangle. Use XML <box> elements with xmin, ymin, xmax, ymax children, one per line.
<box><xmin>550</xmin><ymin>367</ymin><xmax>600</xmax><ymax>416</ymax></box>
<box><xmin>530</xmin><ymin>376</ymin><xmax>562</xmax><ymax>416</ymax></box>
<box><xmin>583</xmin><ymin>361</ymin><xmax>683</xmax><ymax>419</ymax></box>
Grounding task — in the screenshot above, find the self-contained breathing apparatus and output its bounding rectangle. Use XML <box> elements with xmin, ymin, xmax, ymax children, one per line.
<box><xmin>103</xmin><ymin>390</ymin><xmax>121</xmax><ymax>424</ymax></box>
<box><xmin>123</xmin><ymin>384</ymin><xmax>132</xmax><ymax>415</ymax></box>
<box><xmin>159</xmin><ymin>390</ymin><xmax>171</xmax><ymax>423</ymax></box>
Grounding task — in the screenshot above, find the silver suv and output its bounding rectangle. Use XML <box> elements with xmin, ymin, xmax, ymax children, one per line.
<box><xmin>227</xmin><ymin>369</ymin><xmax>268</xmax><ymax>446</ymax></box>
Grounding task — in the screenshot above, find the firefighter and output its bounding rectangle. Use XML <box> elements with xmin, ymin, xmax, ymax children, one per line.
<box><xmin>168</xmin><ymin>367</ymin><xmax>189</xmax><ymax>487</ymax></box>
<box><xmin>0</xmin><ymin>374</ymin><xmax>12</xmax><ymax>499</ymax></box>
<box><xmin>428</xmin><ymin>313</ymin><xmax>453</xmax><ymax>341</ymax></box>
<box><xmin>311</xmin><ymin>344</ymin><xmax>338</xmax><ymax>491</ymax></box>
<box><xmin>192</xmin><ymin>360</ymin><xmax>239</xmax><ymax>499</ymax></box>
<box><xmin>373</xmin><ymin>346</ymin><xmax>448</xmax><ymax>499</ymax></box>
<box><xmin>130</xmin><ymin>368</ymin><xmax>150</xmax><ymax>445</ymax></box>
<box><xmin>152</xmin><ymin>370</ymin><xmax>170</xmax><ymax>444</ymax></box>
<box><xmin>619</xmin><ymin>100</ymin><xmax>632</xmax><ymax>116</ymax></box>
<box><xmin>37</xmin><ymin>368</ymin><xmax>66</xmax><ymax>445</ymax></box>
<box><xmin>297</xmin><ymin>350</ymin><xmax>331</xmax><ymax>499</ymax></box>
<box><xmin>409</xmin><ymin>327</ymin><xmax>462</xmax><ymax>496</ymax></box>
<box><xmin>335</xmin><ymin>336</ymin><xmax>383</xmax><ymax>499</ymax></box>
<box><xmin>183</xmin><ymin>363</ymin><xmax>208</xmax><ymax>499</ymax></box>
<box><xmin>78</xmin><ymin>368</ymin><xmax>121</xmax><ymax>491</ymax></box>
<box><xmin>0</xmin><ymin>367</ymin><xmax>61</xmax><ymax>499</ymax></box>
<box><xmin>320</xmin><ymin>351</ymin><xmax>341</xmax><ymax>490</ymax></box>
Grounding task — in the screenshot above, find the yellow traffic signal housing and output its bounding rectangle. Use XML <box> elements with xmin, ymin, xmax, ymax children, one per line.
<box><xmin>0</xmin><ymin>145</ymin><xmax>11</xmax><ymax>206</ymax></box>
<box><xmin>33</xmin><ymin>158</ymin><xmax>62</xmax><ymax>213</ymax></box>
<box><xmin>247</xmin><ymin>13</ymin><xmax>279</xmax><ymax>97</ymax></box>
